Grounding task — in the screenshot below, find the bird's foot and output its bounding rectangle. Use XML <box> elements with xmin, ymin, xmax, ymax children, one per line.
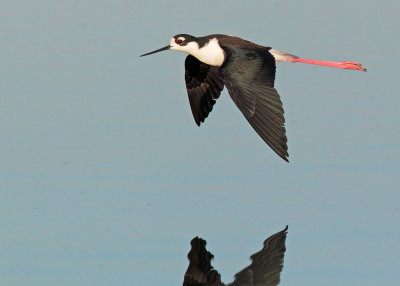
<box><xmin>337</xmin><ymin>61</ymin><xmax>367</xmax><ymax>71</ymax></box>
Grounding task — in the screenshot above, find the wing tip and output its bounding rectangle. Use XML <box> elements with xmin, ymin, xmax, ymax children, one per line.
<box><xmin>275</xmin><ymin>149</ymin><xmax>289</xmax><ymax>162</ymax></box>
<box><xmin>263</xmin><ymin>225</ymin><xmax>289</xmax><ymax>247</ymax></box>
<box><xmin>278</xmin><ymin>225</ymin><xmax>289</xmax><ymax>239</ymax></box>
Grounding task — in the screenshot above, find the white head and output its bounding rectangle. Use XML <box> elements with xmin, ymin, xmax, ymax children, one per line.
<box><xmin>140</xmin><ymin>34</ymin><xmax>225</xmax><ymax>66</ymax></box>
<box><xmin>169</xmin><ymin>34</ymin><xmax>200</xmax><ymax>54</ymax></box>
<box><xmin>140</xmin><ymin>34</ymin><xmax>198</xmax><ymax>57</ymax></box>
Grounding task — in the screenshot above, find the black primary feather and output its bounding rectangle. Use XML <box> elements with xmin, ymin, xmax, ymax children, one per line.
<box><xmin>218</xmin><ymin>45</ymin><xmax>289</xmax><ymax>162</ymax></box>
<box><xmin>185</xmin><ymin>55</ymin><xmax>225</xmax><ymax>126</ymax></box>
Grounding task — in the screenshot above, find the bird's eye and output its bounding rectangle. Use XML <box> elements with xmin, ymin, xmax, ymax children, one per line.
<box><xmin>177</xmin><ymin>39</ymin><xmax>183</xmax><ymax>44</ymax></box>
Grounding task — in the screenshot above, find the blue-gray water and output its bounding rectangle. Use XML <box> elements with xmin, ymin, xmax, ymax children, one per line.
<box><xmin>1</xmin><ymin>1</ymin><xmax>399</xmax><ymax>285</ymax></box>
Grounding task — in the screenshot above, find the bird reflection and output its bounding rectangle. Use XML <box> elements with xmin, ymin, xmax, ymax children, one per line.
<box><xmin>183</xmin><ymin>226</ymin><xmax>288</xmax><ymax>286</ymax></box>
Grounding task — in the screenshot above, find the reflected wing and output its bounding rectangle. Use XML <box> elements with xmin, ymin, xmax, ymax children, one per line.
<box><xmin>219</xmin><ymin>47</ymin><xmax>288</xmax><ymax>161</ymax></box>
<box><xmin>183</xmin><ymin>237</ymin><xmax>224</xmax><ymax>286</ymax></box>
<box><xmin>228</xmin><ymin>226</ymin><xmax>288</xmax><ymax>286</ymax></box>
<box><xmin>185</xmin><ymin>55</ymin><xmax>225</xmax><ymax>126</ymax></box>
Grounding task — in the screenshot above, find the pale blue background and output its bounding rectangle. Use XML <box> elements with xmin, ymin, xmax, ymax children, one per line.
<box><xmin>1</xmin><ymin>1</ymin><xmax>399</xmax><ymax>285</ymax></box>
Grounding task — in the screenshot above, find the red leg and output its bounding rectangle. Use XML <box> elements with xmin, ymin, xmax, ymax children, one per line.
<box><xmin>292</xmin><ymin>57</ymin><xmax>367</xmax><ymax>71</ymax></box>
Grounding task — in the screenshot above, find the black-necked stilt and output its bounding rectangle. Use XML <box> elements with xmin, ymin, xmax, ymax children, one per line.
<box><xmin>141</xmin><ymin>34</ymin><xmax>366</xmax><ymax>162</ymax></box>
<box><xmin>183</xmin><ymin>226</ymin><xmax>288</xmax><ymax>286</ymax></box>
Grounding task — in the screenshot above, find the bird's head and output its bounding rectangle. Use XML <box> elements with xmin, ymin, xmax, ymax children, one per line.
<box><xmin>140</xmin><ymin>34</ymin><xmax>198</xmax><ymax>57</ymax></box>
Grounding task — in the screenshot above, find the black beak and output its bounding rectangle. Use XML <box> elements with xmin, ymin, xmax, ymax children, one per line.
<box><xmin>140</xmin><ymin>45</ymin><xmax>170</xmax><ymax>57</ymax></box>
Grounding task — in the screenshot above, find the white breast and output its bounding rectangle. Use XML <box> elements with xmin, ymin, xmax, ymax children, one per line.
<box><xmin>188</xmin><ymin>38</ymin><xmax>225</xmax><ymax>67</ymax></box>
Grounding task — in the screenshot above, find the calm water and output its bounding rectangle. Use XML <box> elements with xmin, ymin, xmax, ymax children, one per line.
<box><xmin>1</xmin><ymin>1</ymin><xmax>399</xmax><ymax>285</ymax></box>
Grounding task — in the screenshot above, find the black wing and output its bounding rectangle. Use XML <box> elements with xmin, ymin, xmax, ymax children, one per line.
<box><xmin>219</xmin><ymin>47</ymin><xmax>289</xmax><ymax>162</ymax></box>
<box><xmin>185</xmin><ymin>55</ymin><xmax>225</xmax><ymax>126</ymax></box>
<box><xmin>228</xmin><ymin>226</ymin><xmax>288</xmax><ymax>286</ymax></box>
<box><xmin>183</xmin><ymin>237</ymin><xmax>224</xmax><ymax>286</ymax></box>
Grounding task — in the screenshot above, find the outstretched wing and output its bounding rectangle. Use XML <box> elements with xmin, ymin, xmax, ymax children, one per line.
<box><xmin>183</xmin><ymin>237</ymin><xmax>224</xmax><ymax>286</ymax></box>
<box><xmin>185</xmin><ymin>55</ymin><xmax>225</xmax><ymax>126</ymax></box>
<box><xmin>228</xmin><ymin>226</ymin><xmax>288</xmax><ymax>286</ymax></box>
<box><xmin>219</xmin><ymin>46</ymin><xmax>289</xmax><ymax>162</ymax></box>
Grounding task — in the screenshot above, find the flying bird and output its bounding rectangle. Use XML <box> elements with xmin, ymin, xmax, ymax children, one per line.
<box><xmin>141</xmin><ymin>34</ymin><xmax>366</xmax><ymax>162</ymax></box>
<box><xmin>183</xmin><ymin>226</ymin><xmax>288</xmax><ymax>286</ymax></box>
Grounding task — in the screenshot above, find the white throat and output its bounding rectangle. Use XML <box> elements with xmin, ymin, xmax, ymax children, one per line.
<box><xmin>171</xmin><ymin>38</ymin><xmax>225</xmax><ymax>66</ymax></box>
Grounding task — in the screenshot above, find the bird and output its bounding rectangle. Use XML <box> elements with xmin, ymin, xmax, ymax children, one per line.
<box><xmin>183</xmin><ymin>226</ymin><xmax>288</xmax><ymax>286</ymax></box>
<box><xmin>140</xmin><ymin>34</ymin><xmax>366</xmax><ymax>162</ymax></box>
